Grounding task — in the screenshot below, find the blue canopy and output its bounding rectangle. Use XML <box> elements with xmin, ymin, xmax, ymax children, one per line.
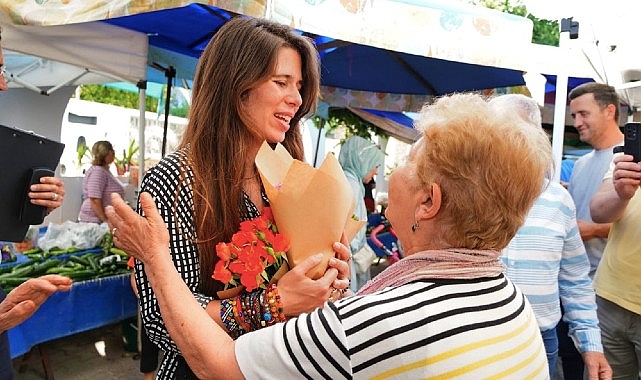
<box><xmin>105</xmin><ymin>3</ymin><xmax>526</xmax><ymax>96</ymax></box>
<box><xmin>544</xmin><ymin>74</ymin><xmax>594</xmax><ymax>93</ymax></box>
<box><xmin>360</xmin><ymin>109</ymin><xmax>416</xmax><ymax>128</ymax></box>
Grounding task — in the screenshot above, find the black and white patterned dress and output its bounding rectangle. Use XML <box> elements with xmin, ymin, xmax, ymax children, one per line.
<box><xmin>133</xmin><ymin>147</ymin><xmax>264</xmax><ymax>379</ymax></box>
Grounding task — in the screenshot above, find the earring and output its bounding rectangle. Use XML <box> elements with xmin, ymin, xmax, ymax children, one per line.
<box><xmin>411</xmin><ymin>222</ymin><xmax>419</xmax><ymax>232</ymax></box>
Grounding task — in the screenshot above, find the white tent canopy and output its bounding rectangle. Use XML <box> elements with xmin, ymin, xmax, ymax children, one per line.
<box><xmin>523</xmin><ymin>0</ymin><xmax>641</xmax><ymax>108</ymax></box>
<box><xmin>0</xmin><ymin>20</ymin><xmax>150</xmax><ymax>189</ymax></box>
<box><xmin>1</xmin><ymin>21</ymin><xmax>148</xmax><ymax>92</ymax></box>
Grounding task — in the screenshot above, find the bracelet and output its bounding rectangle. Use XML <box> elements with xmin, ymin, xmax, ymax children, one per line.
<box><xmin>233</xmin><ymin>295</ymin><xmax>252</xmax><ymax>333</ymax></box>
<box><xmin>222</xmin><ymin>286</ymin><xmax>286</xmax><ymax>335</ymax></box>
<box><xmin>263</xmin><ymin>283</ymin><xmax>286</xmax><ymax>326</ymax></box>
<box><xmin>220</xmin><ymin>298</ymin><xmax>244</xmax><ymax>339</ymax></box>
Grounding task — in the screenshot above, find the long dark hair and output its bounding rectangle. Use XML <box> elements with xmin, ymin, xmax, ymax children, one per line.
<box><xmin>178</xmin><ymin>17</ymin><xmax>320</xmax><ymax>295</ymax></box>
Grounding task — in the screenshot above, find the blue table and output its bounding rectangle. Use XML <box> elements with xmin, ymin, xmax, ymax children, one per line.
<box><xmin>0</xmin><ymin>253</ymin><xmax>29</xmax><ymax>269</ymax></box>
<box><xmin>8</xmin><ymin>274</ymin><xmax>137</xmax><ymax>358</ymax></box>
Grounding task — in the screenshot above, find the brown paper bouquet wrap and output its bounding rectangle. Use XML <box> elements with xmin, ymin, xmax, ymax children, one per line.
<box><xmin>255</xmin><ymin>142</ymin><xmax>365</xmax><ymax>279</ymax></box>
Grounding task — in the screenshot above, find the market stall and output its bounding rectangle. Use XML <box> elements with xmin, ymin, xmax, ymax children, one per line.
<box><xmin>0</xmin><ymin>223</ymin><xmax>135</xmax><ymax>359</ymax></box>
<box><xmin>8</xmin><ymin>272</ymin><xmax>137</xmax><ymax>359</ymax></box>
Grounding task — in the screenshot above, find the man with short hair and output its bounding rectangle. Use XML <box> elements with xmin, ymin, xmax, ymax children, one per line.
<box><xmin>590</xmin><ymin>131</ymin><xmax>641</xmax><ymax>377</ymax></box>
<box><xmin>555</xmin><ymin>82</ymin><xmax>625</xmax><ymax>379</ymax></box>
<box><xmin>568</xmin><ymin>83</ymin><xmax>624</xmax><ymax>277</ymax></box>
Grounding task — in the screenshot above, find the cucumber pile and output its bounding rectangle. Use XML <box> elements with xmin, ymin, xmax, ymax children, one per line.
<box><xmin>0</xmin><ymin>241</ymin><xmax>131</xmax><ymax>293</ymax></box>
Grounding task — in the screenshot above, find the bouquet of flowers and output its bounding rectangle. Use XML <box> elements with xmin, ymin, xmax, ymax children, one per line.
<box><xmin>255</xmin><ymin>142</ymin><xmax>365</xmax><ymax>279</ymax></box>
<box><xmin>212</xmin><ymin>207</ymin><xmax>289</xmax><ymax>293</ymax></box>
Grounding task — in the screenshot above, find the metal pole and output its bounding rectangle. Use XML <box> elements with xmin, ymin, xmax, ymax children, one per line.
<box><xmin>161</xmin><ymin>66</ymin><xmax>176</xmax><ymax>158</ymax></box>
<box><xmin>137</xmin><ymin>80</ymin><xmax>147</xmax><ymax>189</ymax></box>
<box><xmin>551</xmin><ymin>18</ymin><xmax>578</xmax><ymax>183</ymax></box>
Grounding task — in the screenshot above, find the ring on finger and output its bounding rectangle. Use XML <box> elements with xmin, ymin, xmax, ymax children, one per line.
<box><xmin>51</xmin><ymin>193</ymin><xmax>58</xmax><ymax>201</ymax></box>
<box><xmin>112</xmin><ymin>227</ymin><xmax>117</xmax><ymax>236</ymax></box>
<box><xmin>329</xmin><ymin>287</ymin><xmax>342</xmax><ymax>302</ymax></box>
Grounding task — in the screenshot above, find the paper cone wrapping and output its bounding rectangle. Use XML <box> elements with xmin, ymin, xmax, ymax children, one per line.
<box><xmin>255</xmin><ymin>142</ymin><xmax>365</xmax><ymax>279</ymax></box>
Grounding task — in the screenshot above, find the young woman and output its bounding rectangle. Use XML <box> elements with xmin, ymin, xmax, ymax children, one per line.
<box><xmin>128</xmin><ymin>17</ymin><xmax>350</xmax><ymax>378</ymax></box>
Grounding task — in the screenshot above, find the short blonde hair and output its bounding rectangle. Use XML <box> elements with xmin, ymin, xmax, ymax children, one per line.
<box><xmin>412</xmin><ymin>93</ymin><xmax>549</xmax><ymax>249</ymax></box>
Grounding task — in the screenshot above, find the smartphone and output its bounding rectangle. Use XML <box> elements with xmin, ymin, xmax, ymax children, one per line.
<box><xmin>20</xmin><ymin>167</ymin><xmax>55</xmax><ymax>225</ymax></box>
<box><xmin>624</xmin><ymin>122</ymin><xmax>641</xmax><ymax>163</ymax></box>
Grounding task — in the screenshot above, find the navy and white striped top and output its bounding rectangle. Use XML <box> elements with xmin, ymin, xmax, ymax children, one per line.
<box><xmin>236</xmin><ymin>275</ymin><xmax>548</xmax><ymax>379</ymax></box>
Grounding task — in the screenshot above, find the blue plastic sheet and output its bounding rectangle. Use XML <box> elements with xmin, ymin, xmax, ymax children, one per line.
<box><xmin>8</xmin><ymin>273</ymin><xmax>137</xmax><ymax>358</ymax></box>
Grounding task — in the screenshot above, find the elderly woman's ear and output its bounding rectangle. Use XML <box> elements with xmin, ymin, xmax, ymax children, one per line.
<box><xmin>416</xmin><ymin>182</ymin><xmax>442</xmax><ymax>221</ymax></box>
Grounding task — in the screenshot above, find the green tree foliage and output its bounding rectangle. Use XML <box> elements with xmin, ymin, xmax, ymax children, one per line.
<box><xmin>157</xmin><ymin>86</ymin><xmax>190</xmax><ymax>118</ymax></box>
<box><xmin>312</xmin><ymin>108</ymin><xmax>388</xmax><ymax>144</ymax></box>
<box><xmin>78</xmin><ymin>85</ymin><xmax>158</xmax><ymax>112</ymax></box>
<box><xmin>471</xmin><ymin>0</ymin><xmax>559</xmax><ymax>46</ymax></box>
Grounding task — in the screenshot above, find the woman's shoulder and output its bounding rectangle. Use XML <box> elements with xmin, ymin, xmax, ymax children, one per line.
<box><xmin>140</xmin><ymin>148</ymin><xmax>193</xmax><ymax>200</ymax></box>
<box><xmin>145</xmin><ymin>148</ymin><xmax>192</xmax><ymax>181</ymax></box>
<box><xmin>84</xmin><ymin>165</ymin><xmax>109</xmax><ymax>178</ymax></box>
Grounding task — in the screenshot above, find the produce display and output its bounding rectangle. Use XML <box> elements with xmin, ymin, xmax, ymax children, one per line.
<box><xmin>0</xmin><ymin>242</ymin><xmax>17</xmax><ymax>264</ymax></box>
<box><xmin>0</xmin><ymin>233</ymin><xmax>130</xmax><ymax>293</ymax></box>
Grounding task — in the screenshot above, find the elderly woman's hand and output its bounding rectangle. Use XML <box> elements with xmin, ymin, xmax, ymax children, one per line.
<box><xmin>0</xmin><ymin>275</ymin><xmax>72</xmax><ymax>332</ymax></box>
<box><xmin>105</xmin><ymin>192</ymin><xmax>169</xmax><ymax>264</ymax></box>
<box><xmin>28</xmin><ymin>176</ymin><xmax>65</xmax><ymax>213</ymax></box>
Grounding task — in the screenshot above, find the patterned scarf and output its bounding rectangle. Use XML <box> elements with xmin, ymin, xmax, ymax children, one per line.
<box><xmin>357</xmin><ymin>248</ymin><xmax>505</xmax><ymax>295</ymax></box>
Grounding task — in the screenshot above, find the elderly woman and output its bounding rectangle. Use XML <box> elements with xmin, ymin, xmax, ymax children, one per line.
<box><xmin>106</xmin><ymin>93</ymin><xmax>550</xmax><ymax>379</ymax></box>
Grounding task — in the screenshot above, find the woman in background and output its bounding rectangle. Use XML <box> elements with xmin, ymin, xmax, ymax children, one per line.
<box><xmin>78</xmin><ymin>140</ymin><xmax>124</xmax><ymax>223</ymax></box>
<box><xmin>338</xmin><ymin>136</ymin><xmax>384</xmax><ymax>292</ymax></box>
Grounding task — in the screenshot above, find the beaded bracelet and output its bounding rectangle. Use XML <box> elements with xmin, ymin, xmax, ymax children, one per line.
<box><xmin>220</xmin><ymin>298</ymin><xmax>244</xmax><ymax>339</ymax></box>
<box><xmin>239</xmin><ymin>290</ymin><xmax>260</xmax><ymax>331</ymax></box>
<box><xmin>221</xmin><ymin>286</ymin><xmax>286</xmax><ymax>335</ymax></box>
<box><xmin>233</xmin><ymin>295</ymin><xmax>252</xmax><ymax>332</ymax></box>
<box><xmin>263</xmin><ymin>283</ymin><xmax>286</xmax><ymax>326</ymax></box>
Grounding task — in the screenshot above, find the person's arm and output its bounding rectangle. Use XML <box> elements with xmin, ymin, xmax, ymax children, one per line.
<box><xmin>118</xmin><ymin>195</ymin><xmax>241</xmax><ymax>379</ymax></box>
<box><xmin>556</xmin><ymin>191</ymin><xmax>611</xmax><ymax>379</ymax></box>
<box><xmin>582</xmin><ymin>351</ymin><xmax>612</xmax><ymax>380</ymax></box>
<box><xmin>107</xmin><ymin>192</ymin><xmax>335</xmax><ymax>379</ymax></box>
<box><xmin>576</xmin><ymin>219</ymin><xmax>611</xmax><ymax>241</ymax></box>
<box><xmin>590</xmin><ymin>155</ymin><xmax>641</xmax><ymax>223</ymax></box>
<box><xmin>89</xmin><ymin>198</ymin><xmax>107</xmax><ymax>222</ymax></box>
<box><xmin>0</xmin><ymin>275</ymin><xmax>72</xmax><ymax>332</ymax></box>
<box><xmin>28</xmin><ymin>176</ymin><xmax>65</xmax><ymax>213</ymax></box>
